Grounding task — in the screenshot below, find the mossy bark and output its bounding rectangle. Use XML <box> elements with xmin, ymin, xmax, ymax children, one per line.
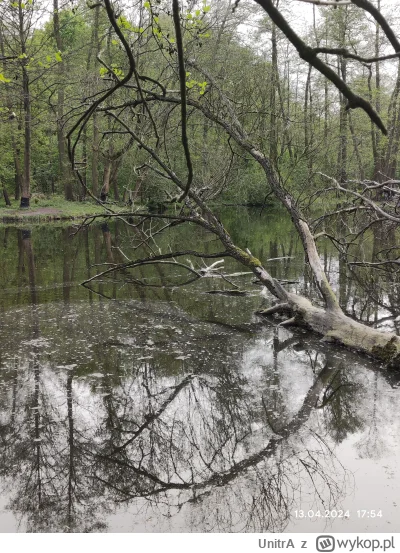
<box><xmin>263</xmin><ymin>292</ymin><xmax>400</xmax><ymax>369</ymax></box>
<box><xmin>223</xmin><ymin>243</ymin><xmax>400</xmax><ymax>369</ymax></box>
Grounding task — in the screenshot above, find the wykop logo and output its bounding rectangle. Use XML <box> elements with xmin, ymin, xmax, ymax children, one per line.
<box><xmin>316</xmin><ymin>536</ymin><xmax>335</xmax><ymax>552</ymax></box>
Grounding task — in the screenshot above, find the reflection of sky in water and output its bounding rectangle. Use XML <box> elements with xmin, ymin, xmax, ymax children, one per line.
<box><xmin>0</xmin><ymin>299</ymin><xmax>399</xmax><ymax>533</ymax></box>
<box><xmin>0</xmin><ymin>220</ymin><xmax>399</xmax><ymax>533</ymax></box>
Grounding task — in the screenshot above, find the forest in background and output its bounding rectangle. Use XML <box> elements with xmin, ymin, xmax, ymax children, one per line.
<box><xmin>1</xmin><ymin>0</ymin><xmax>400</xmax><ymax>209</ymax></box>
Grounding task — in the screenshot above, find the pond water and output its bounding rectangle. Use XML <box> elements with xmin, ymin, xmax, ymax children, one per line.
<box><xmin>0</xmin><ymin>208</ymin><xmax>399</xmax><ymax>533</ymax></box>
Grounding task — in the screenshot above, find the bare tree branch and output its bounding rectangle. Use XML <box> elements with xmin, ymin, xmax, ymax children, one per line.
<box><xmin>253</xmin><ymin>0</ymin><xmax>387</xmax><ymax>134</ymax></box>
<box><xmin>172</xmin><ymin>0</ymin><xmax>193</xmax><ymax>201</ymax></box>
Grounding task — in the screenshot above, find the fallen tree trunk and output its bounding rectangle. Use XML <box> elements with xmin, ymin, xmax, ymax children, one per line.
<box><xmin>72</xmin><ymin>0</ymin><xmax>400</xmax><ymax>370</ymax></box>
<box><xmin>80</xmin><ymin>207</ymin><xmax>400</xmax><ymax>369</ymax></box>
<box><xmin>176</xmin><ymin>91</ymin><xmax>400</xmax><ymax>368</ymax></box>
<box><xmin>220</xmin><ymin>239</ymin><xmax>400</xmax><ymax>369</ymax></box>
<box><xmin>80</xmin><ymin>104</ymin><xmax>400</xmax><ymax>368</ymax></box>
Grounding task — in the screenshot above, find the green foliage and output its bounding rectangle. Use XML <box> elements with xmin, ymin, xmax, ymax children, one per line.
<box><xmin>0</xmin><ymin>0</ymin><xmax>398</xmax><ymax>209</ymax></box>
<box><xmin>185</xmin><ymin>73</ymin><xmax>207</xmax><ymax>94</ymax></box>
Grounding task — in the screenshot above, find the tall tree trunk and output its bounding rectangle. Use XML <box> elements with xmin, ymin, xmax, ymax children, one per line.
<box><xmin>3</xmin><ymin>187</ymin><xmax>11</xmax><ymax>206</ymax></box>
<box><xmin>111</xmin><ymin>159</ymin><xmax>120</xmax><ymax>201</ymax></box>
<box><xmin>337</xmin><ymin>58</ymin><xmax>348</xmax><ymax>185</ymax></box>
<box><xmin>337</xmin><ymin>9</ymin><xmax>348</xmax><ymax>186</ymax></box>
<box><xmin>0</xmin><ymin>24</ymin><xmax>22</xmax><ymax>201</ymax></box>
<box><xmin>373</xmin><ymin>0</ymin><xmax>382</xmax><ymax>180</ymax></box>
<box><xmin>367</xmin><ymin>65</ymin><xmax>378</xmax><ymax>174</ymax></box>
<box><xmin>100</xmin><ymin>159</ymin><xmax>112</xmax><ymax>202</ymax></box>
<box><xmin>18</xmin><ymin>0</ymin><xmax>31</xmax><ymax>208</ymax></box>
<box><xmin>269</xmin><ymin>22</ymin><xmax>278</xmax><ymax>165</ymax></box>
<box><xmin>13</xmin><ymin>135</ymin><xmax>23</xmax><ymax>201</ymax></box>
<box><xmin>53</xmin><ymin>0</ymin><xmax>74</xmax><ymax>200</ymax></box>
<box><xmin>384</xmin><ymin>64</ymin><xmax>400</xmax><ymax>177</ymax></box>
<box><xmin>348</xmin><ymin>112</ymin><xmax>364</xmax><ymax>180</ymax></box>
<box><xmin>81</xmin><ymin>126</ymin><xmax>87</xmax><ymax>199</ymax></box>
<box><xmin>91</xmin><ymin>6</ymin><xmax>101</xmax><ymax>198</ymax></box>
<box><xmin>304</xmin><ymin>66</ymin><xmax>313</xmax><ymax>178</ymax></box>
<box><xmin>20</xmin><ymin>70</ymin><xmax>31</xmax><ymax>207</ymax></box>
<box><xmin>323</xmin><ymin>21</ymin><xmax>329</xmax><ymax>167</ymax></box>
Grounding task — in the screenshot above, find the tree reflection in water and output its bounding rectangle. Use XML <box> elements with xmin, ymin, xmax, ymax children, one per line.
<box><xmin>1</xmin><ymin>317</ymin><xmax>382</xmax><ymax>533</ymax></box>
<box><xmin>0</xmin><ymin>225</ymin><xmax>399</xmax><ymax>532</ymax></box>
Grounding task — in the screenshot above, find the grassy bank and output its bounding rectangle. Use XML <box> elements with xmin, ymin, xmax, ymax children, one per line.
<box><xmin>0</xmin><ymin>195</ymin><xmax>134</xmax><ymax>224</ymax></box>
